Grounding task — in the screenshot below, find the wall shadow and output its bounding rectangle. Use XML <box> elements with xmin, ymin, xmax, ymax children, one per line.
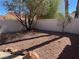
<box><xmin>57</xmin><ymin>34</ymin><xmax>79</xmax><ymax>59</ymax></box>
<box><xmin>25</xmin><ymin>36</ymin><xmax>63</xmax><ymax>51</ymax></box>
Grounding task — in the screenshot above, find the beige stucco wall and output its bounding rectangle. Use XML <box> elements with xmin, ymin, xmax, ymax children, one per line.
<box><xmin>36</xmin><ymin>19</ymin><xmax>61</xmax><ymax>32</ymax></box>
<box><xmin>36</xmin><ymin>19</ymin><xmax>79</xmax><ymax>34</ymax></box>
<box><xmin>0</xmin><ymin>19</ymin><xmax>23</xmax><ymax>33</ymax></box>
<box><xmin>64</xmin><ymin>18</ymin><xmax>79</xmax><ymax>34</ymax></box>
<box><xmin>0</xmin><ymin>19</ymin><xmax>79</xmax><ymax>34</ymax></box>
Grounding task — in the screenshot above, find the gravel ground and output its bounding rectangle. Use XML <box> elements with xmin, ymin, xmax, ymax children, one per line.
<box><xmin>0</xmin><ymin>31</ymin><xmax>79</xmax><ymax>59</ymax></box>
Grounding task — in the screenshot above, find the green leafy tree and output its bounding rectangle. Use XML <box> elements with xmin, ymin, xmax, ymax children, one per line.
<box><xmin>42</xmin><ymin>0</ymin><xmax>61</xmax><ymax>19</ymax></box>
<box><xmin>55</xmin><ymin>12</ymin><xmax>65</xmax><ymax>20</ymax></box>
<box><xmin>4</xmin><ymin>0</ymin><xmax>49</xmax><ymax>31</ymax></box>
<box><xmin>4</xmin><ymin>0</ymin><xmax>63</xmax><ymax>31</ymax></box>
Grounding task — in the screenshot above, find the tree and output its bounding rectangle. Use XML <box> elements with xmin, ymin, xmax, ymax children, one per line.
<box><xmin>4</xmin><ymin>0</ymin><xmax>49</xmax><ymax>31</ymax></box>
<box><xmin>59</xmin><ymin>0</ymin><xmax>69</xmax><ymax>32</ymax></box>
<box><xmin>60</xmin><ymin>0</ymin><xmax>72</xmax><ymax>32</ymax></box>
<box><xmin>4</xmin><ymin>0</ymin><xmax>63</xmax><ymax>31</ymax></box>
<box><xmin>65</xmin><ymin>0</ymin><xmax>68</xmax><ymax>18</ymax></box>
<box><xmin>42</xmin><ymin>0</ymin><xmax>61</xmax><ymax>19</ymax></box>
<box><xmin>75</xmin><ymin>0</ymin><xmax>79</xmax><ymax>18</ymax></box>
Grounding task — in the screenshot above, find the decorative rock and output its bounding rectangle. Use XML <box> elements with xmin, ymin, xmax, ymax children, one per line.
<box><xmin>3</xmin><ymin>47</ymin><xmax>18</xmax><ymax>54</ymax></box>
<box><xmin>23</xmin><ymin>51</ymin><xmax>40</xmax><ymax>59</ymax></box>
<box><xmin>22</xmin><ymin>51</ymin><xmax>28</xmax><ymax>55</ymax></box>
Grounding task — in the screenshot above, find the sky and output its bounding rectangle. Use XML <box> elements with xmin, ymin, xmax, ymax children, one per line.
<box><xmin>0</xmin><ymin>0</ymin><xmax>8</xmax><ymax>16</ymax></box>
<box><xmin>69</xmin><ymin>0</ymin><xmax>77</xmax><ymax>14</ymax></box>
<box><xmin>0</xmin><ymin>0</ymin><xmax>78</xmax><ymax>16</ymax></box>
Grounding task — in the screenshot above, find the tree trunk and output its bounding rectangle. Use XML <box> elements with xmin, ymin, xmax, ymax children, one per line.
<box><xmin>61</xmin><ymin>0</ymin><xmax>69</xmax><ymax>32</ymax></box>
<box><xmin>65</xmin><ymin>0</ymin><xmax>69</xmax><ymax>18</ymax></box>
<box><xmin>75</xmin><ymin>0</ymin><xmax>79</xmax><ymax>18</ymax></box>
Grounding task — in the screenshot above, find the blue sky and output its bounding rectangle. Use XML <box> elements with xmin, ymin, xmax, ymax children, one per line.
<box><xmin>69</xmin><ymin>0</ymin><xmax>77</xmax><ymax>14</ymax></box>
<box><xmin>0</xmin><ymin>0</ymin><xmax>78</xmax><ymax>16</ymax></box>
<box><xmin>0</xmin><ymin>0</ymin><xmax>8</xmax><ymax>16</ymax></box>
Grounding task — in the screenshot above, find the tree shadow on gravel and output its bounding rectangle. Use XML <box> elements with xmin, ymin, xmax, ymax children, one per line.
<box><xmin>57</xmin><ymin>34</ymin><xmax>79</xmax><ymax>59</ymax></box>
<box><xmin>25</xmin><ymin>36</ymin><xmax>63</xmax><ymax>51</ymax></box>
<box><xmin>1</xmin><ymin>35</ymin><xmax>63</xmax><ymax>59</ymax></box>
<box><xmin>0</xmin><ymin>30</ymin><xmax>63</xmax><ymax>46</ymax></box>
<box><xmin>0</xmin><ymin>34</ymin><xmax>52</xmax><ymax>45</ymax></box>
